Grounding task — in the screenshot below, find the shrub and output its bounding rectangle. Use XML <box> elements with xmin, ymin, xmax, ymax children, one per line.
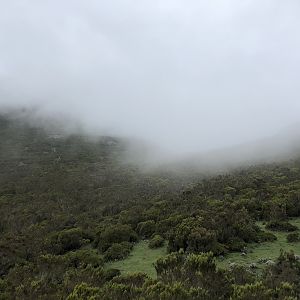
<box><xmin>186</xmin><ymin>227</ymin><xmax>219</xmax><ymax>254</ymax></box>
<box><xmin>66</xmin><ymin>283</ymin><xmax>101</xmax><ymax>300</ymax></box>
<box><xmin>149</xmin><ymin>235</ymin><xmax>164</xmax><ymax>249</ymax></box>
<box><xmin>111</xmin><ymin>272</ymin><xmax>149</xmax><ymax>287</ymax></box>
<box><xmin>168</xmin><ymin>218</ymin><xmax>220</xmax><ymax>254</ymax></box>
<box><xmin>46</xmin><ymin>228</ymin><xmax>87</xmax><ymax>254</ymax></box>
<box><xmin>155</xmin><ymin>215</ymin><xmax>185</xmax><ymax>237</ymax></box>
<box><xmin>154</xmin><ymin>252</ymin><xmax>231</xmax><ymax>299</ymax></box>
<box><xmin>257</xmin><ymin>231</ymin><xmax>277</xmax><ymax>242</ymax></box>
<box><xmin>59</xmin><ymin>228</ymin><xmax>86</xmax><ymax>251</ymax></box>
<box><xmin>66</xmin><ymin>249</ymin><xmax>104</xmax><ymax>268</ymax></box>
<box><xmin>104</xmin><ymin>268</ymin><xmax>121</xmax><ymax>281</ymax></box>
<box><xmin>265</xmin><ymin>221</ymin><xmax>297</xmax><ymax>232</ymax></box>
<box><xmin>232</xmin><ymin>282</ymin><xmax>273</xmax><ymax>300</ymax></box>
<box><xmin>97</xmin><ymin>224</ymin><xmax>138</xmax><ymax>252</ymax></box>
<box><xmin>137</xmin><ymin>220</ymin><xmax>156</xmax><ymax>238</ymax></box>
<box><xmin>287</xmin><ymin>232</ymin><xmax>299</xmax><ymax>243</ymax></box>
<box><xmin>104</xmin><ymin>242</ymin><xmax>133</xmax><ymax>261</ymax></box>
<box><xmin>227</xmin><ymin>237</ymin><xmax>247</xmax><ymax>252</ymax></box>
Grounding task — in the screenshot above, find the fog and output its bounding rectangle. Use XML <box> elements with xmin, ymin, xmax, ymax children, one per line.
<box><xmin>1</xmin><ymin>0</ymin><xmax>300</xmax><ymax>158</ymax></box>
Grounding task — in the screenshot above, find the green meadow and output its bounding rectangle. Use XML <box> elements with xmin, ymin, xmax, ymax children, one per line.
<box><xmin>107</xmin><ymin>240</ymin><xmax>167</xmax><ymax>278</ymax></box>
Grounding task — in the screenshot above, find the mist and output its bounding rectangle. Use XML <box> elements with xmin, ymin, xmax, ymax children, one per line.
<box><xmin>1</xmin><ymin>0</ymin><xmax>300</xmax><ymax>160</ymax></box>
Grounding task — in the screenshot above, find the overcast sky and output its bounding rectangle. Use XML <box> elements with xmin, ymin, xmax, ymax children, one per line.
<box><xmin>0</xmin><ymin>0</ymin><xmax>300</xmax><ymax>154</ymax></box>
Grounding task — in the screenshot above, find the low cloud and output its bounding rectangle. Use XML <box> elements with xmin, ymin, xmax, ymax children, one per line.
<box><xmin>1</xmin><ymin>0</ymin><xmax>300</xmax><ymax>156</ymax></box>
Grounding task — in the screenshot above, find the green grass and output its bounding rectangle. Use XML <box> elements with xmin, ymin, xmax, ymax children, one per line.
<box><xmin>106</xmin><ymin>240</ymin><xmax>167</xmax><ymax>278</ymax></box>
<box><xmin>217</xmin><ymin>218</ymin><xmax>300</xmax><ymax>270</ymax></box>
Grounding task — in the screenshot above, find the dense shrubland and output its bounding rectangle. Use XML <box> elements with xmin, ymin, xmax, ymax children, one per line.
<box><xmin>1</xmin><ymin>113</ymin><xmax>300</xmax><ymax>298</ymax></box>
<box><xmin>65</xmin><ymin>251</ymin><xmax>300</xmax><ymax>300</ymax></box>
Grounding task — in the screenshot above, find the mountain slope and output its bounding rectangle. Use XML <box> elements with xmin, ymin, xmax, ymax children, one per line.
<box><xmin>1</xmin><ymin>113</ymin><xmax>300</xmax><ymax>299</ymax></box>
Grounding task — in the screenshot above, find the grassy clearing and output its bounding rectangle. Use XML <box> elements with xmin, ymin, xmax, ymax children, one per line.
<box><xmin>107</xmin><ymin>240</ymin><xmax>167</xmax><ymax>278</ymax></box>
<box><xmin>107</xmin><ymin>218</ymin><xmax>300</xmax><ymax>276</ymax></box>
<box><xmin>217</xmin><ymin>218</ymin><xmax>300</xmax><ymax>270</ymax></box>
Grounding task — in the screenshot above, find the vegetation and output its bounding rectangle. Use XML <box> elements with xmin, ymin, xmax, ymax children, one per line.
<box><xmin>107</xmin><ymin>240</ymin><xmax>167</xmax><ymax>278</ymax></box>
<box><xmin>287</xmin><ymin>232</ymin><xmax>300</xmax><ymax>243</ymax></box>
<box><xmin>218</xmin><ymin>218</ymin><xmax>300</xmax><ymax>270</ymax></box>
<box><xmin>265</xmin><ymin>221</ymin><xmax>298</xmax><ymax>232</ymax></box>
<box><xmin>67</xmin><ymin>251</ymin><xmax>300</xmax><ymax>300</ymax></box>
<box><xmin>104</xmin><ymin>242</ymin><xmax>133</xmax><ymax>261</ymax></box>
<box><xmin>2</xmin><ymin>113</ymin><xmax>300</xmax><ymax>298</ymax></box>
<box><xmin>149</xmin><ymin>235</ymin><xmax>165</xmax><ymax>249</ymax></box>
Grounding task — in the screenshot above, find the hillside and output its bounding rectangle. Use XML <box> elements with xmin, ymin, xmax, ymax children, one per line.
<box><xmin>1</xmin><ymin>113</ymin><xmax>300</xmax><ymax>299</ymax></box>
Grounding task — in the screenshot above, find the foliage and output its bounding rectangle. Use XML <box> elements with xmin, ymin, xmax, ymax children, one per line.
<box><xmin>66</xmin><ymin>283</ymin><xmax>101</xmax><ymax>300</ymax></box>
<box><xmin>137</xmin><ymin>220</ymin><xmax>156</xmax><ymax>238</ymax></box>
<box><xmin>257</xmin><ymin>231</ymin><xmax>277</xmax><ymax>242</ymax></box>
<box><xmin>46</xmin><ymin>228</ymin><xmax>88</xmax><ymax>254</ymax></box>
<box><xmin>155</xmin><ymin>252</ymin><xmax>232</xmax><ymax>299</ymax></box>
<box><xmin>266</xmin><ymin>221</ymin><xmax>298</xmax><ymax>232</ymax></box>
<box><xmin>149</xmin><ymin>235</ymin><xmax>165</xmax><ymax>249</ymax></box>
<box><xmin>287</xmin><ymin>232</ymin><xmax>300</xmax><ymax>243</ymax></box>
<box><xmin>104</xmin><ymin>242</ymin><xmax>133</xmax><ymax>261</ymax></box>
<box><xmin>231</xmin><ymin>282</ymin><xmax>273</xmax><ymax>300</ymax></box>
<box><xmin>96</xmin><ymin>225</ymin><xmax>138</xmax><ymax>253</ymax></box>
<box><xmin>2</xmin><ymin>114</ymin><xmax>300</xmax><ymax>298</ymax></box>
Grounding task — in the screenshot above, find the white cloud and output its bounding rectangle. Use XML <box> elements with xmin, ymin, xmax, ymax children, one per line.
<box><xmin>0</xmin><ymin>0</ymin><xmax>300</xmax><ymax>153</ymax></box>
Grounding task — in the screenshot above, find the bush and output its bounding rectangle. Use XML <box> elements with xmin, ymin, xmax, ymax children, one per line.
<box><xmin>227</xmin><ymin>237</ymin><xmax>247</xmax><ymax>252</ymax></box>
<box><xmin>232</xmin><ymin>282</ymin><xmax>273</xmax><ymax>299</ymax></box>
<box><xmin>168</xmin><ymin>218</ymin><xmax>220</xmax><ymax>254</ymax></box>
<box><xmin>149</xmin><ymin>235</ymin><xmax>164</xmax><ymax>249</ymax></box>
<box><xmin>66</xmin><ymin>249</ymin><xmax>104</xmax><ymax>268</ymax></box>
<box><xmin>257</xmin><ymin>231</ymin><xmax>277</xmax><ymax>242</ymax></box>
<box><xmin>104</xmin><ymin>242</ymin><xmax>133</xmax><ymax>261</ymax></box>
<box><xmin>97</xmin><ymin>224</ymin><xmax>138</xmax><ymax>252</ymax></box>
<box><xmin>46</xmin><ymin>228</ymin><xmax>87</xmax><ymax>254</ymax></box>
<box><xmin>155</xmin><ymin>215</ymin><xmax>184</xmax><ymax>237</ymax></box>
<box><xmin>287</xmin><ymin>232</ymin><xmax>299</xmax><ymax>243</ymax></box>
<box><xmin>111</xmin><ymin>272</ymin><xmax>149</xmax><ymax>287</ymax></box>
<box><xmin>104</xmin><ymin>268</ymin><xmax>121</xmax><ymax>281</ymax></box>
<box><xmin>265</xmin><ymin>221</ymin><xmax>297</xmax><ymax>232</ymax></box>
<box><xmin>137</xmin><ymin>220</ymin><xmax>156</xmax><ymax>238</ymax></box>
<box><xmin>66</xmin><ymin>283</ymin><xmax>101</xmax><ymax>300</ymax></box>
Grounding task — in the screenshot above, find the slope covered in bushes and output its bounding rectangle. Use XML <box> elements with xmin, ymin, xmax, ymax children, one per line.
<box><xmin>1</xmin><ymin>113</ymin><xmax>300</xmax><ymax>299</ymax></box>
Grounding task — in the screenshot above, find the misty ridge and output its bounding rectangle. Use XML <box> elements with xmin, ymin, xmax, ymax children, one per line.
<box><xmin>1</xmin><ymin>106</ymin><xmax>300</xmax><ymax>175</ymax></box>
<box><xmin>1</xmin><ymin>0</ymin><xmax>300</xmax><ymax>167</ymax></box>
